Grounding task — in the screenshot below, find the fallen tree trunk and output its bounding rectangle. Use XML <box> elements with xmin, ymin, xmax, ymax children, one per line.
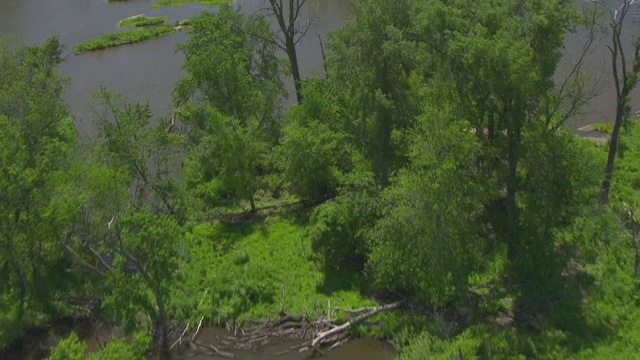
<box><xmin>311</xmin><ymin>301</ymin><xmax>403</xmax><ymax>349</ymax></box>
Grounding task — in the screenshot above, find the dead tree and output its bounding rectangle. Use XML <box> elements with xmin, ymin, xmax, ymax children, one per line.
<box><xmin>265</xmin><ymin>0</ymin><xmax>314</xmax><ymax>104</ymax></box>
<box><xmin>598</xmin><ymin>0</ymin><xmax>640</xmax><ymax>206</ymax></box>
<box><xmin>543</xmin><ymin>3</ymin><xmax>601</xmax><ymax>134</ymax></box>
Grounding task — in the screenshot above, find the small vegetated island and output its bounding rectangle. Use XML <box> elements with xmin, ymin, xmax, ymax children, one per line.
<box><xmin>151</xmin><ymin>0</ymin><xmax>231</xmax><ymax>8</ymax></box>
<box><xmin>73</xmin><ymin>15</ymin><xmax>184</xmax><ymax>53</ymax></box>
<box><xmin>73</xmin><ymin>0</ymin><xmax>232</xmax><ymax>53</ymax></box>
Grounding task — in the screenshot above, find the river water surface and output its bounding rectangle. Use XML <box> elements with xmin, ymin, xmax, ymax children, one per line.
<box><xmin>0</xmin><ymin>0</ymin><xmax>349</xmax><ymax>137</ymax></box>
<box><xmin>1</xmin><ymin>0</ymin><xmax>640</xmax><ymax>134</ymax></box>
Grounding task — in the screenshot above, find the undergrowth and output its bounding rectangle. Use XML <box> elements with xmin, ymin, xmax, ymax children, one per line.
<box><xmin>171</xmin><ymin>216</ymin><xmax>374</xmax><ymax>325</ymax></box>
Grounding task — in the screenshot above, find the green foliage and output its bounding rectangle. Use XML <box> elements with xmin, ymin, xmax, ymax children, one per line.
<box><xmin>176</xmin><ymin>7</ymin><xmax>285</xmax><ymax>213</ymax></box>
<box><xmin>328</xmin><ymin>0</ymin><xmax>418</xmax><ymax>186</ymax></box>
<box><xmin>118</xmin><ymin>15</ymin><xmax>167</xmax><ymax>28</ymax></box>
<box><xmin>277</xmin><ymin>82</ymin><xmax>353</xmax><ymax>199</ymax></box>
<box><xmin>368</xmin><ymin>115</ymin><xmax>491</xmax><ymax>305</ymax></box>
<box><xmin>0</xmin><ymin>36</ymin><xmax>80</xmax><ymax>348</ymax></box>
<box><xmin>172</xmin><ymin>218</ymin><xmax>374</xmax><ymax>323</ymax></box>
<box><xmin>7</xmin><ymin>1</ymin><xmax>640</xmax><ymax>359</ymax></box>
<box><xmin>47</xmin><ymin>332</ymin><xmax>86</xmax><ymax>360</ymax></box>
<box><xmin>93</xmin><ymin>90</ymin><xmax>184</xmax><ymax>215</ymax></box>
<box><xmin>398</xmin><ymin>328</ymin><xmax>484</xmax><ymax>360</ymax></box>
<box><xmin>181</xmin><ymin>104</ymin><xmax>267</xmax><ymax>213</ymax></box>
<box><xmin>100</xmin><ymin>208</ymin><xmax>181</xmax><ymax>331</ymax></box>
<box><xmin>278</xmin><ymin>119</ymin><xmax>344</xmax><ymax>200</ymax></box>
<box><xmin>606</xmin><ymin>123</ymin><xmax>640</xmax><ymax>207</ymax></box>
<box><xmin>88</xmin><ymin>332</ymin><xmax>151</xmax><ymax>360</ymax></box>
<box><xmin>176</xmin><ymin>7</ymin><xmax>284</xmax><ymax>127</ymax></box>
<box><xmin>73</xmin><ymin>26</ymin><xmax>175</xmax><ymax>53</ymax></box>
<box><xmin>593</xmin><ymin>123</ymin><xmax>614</xmax><ymax>134</ymax></box>
<box><xmin>48</xmin><ymin>332</ymin><xmax>151</xmax><ymax>360</ymax></box>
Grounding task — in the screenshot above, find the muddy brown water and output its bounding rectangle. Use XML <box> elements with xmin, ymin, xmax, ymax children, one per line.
<box><xmin>1</xmin><ymin>320</ymin><xmax>395</xmax><ymax>360</ymax></box>
<box><xmin>172</xmin><ymin>327</ymin><xmax>395</xmax><ymax>360</ymax></box>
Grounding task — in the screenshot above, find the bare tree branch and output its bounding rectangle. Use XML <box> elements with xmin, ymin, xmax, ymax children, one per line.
<box><xmin>61</xmin><ymin>241</ymin><xmax>106</xmax><ymax>277</ymax></box>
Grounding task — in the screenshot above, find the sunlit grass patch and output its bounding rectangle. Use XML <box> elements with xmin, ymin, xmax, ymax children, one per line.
<box><xmin>593</xmin><ymin>122</ymin><xmax>614</xmax><ymax>134</ymax></box>
<box><xmin>151</xmin><ymin>0</ymin><xmax>231</xmax><ymax>9</ymax></box>
<box><xmin>172</xmin><ymin>217</ymin><xmax>374</xmax><ymax>324</ymax></box>
<box><xmin>73</xmin><ymin>26</ymin><xmax>175</xmax><ymax>53</ymax></box>
<box><xmin>118</xmin><ymin>15</ymin><xmax>167</xmax><ymax>28</ymax></box>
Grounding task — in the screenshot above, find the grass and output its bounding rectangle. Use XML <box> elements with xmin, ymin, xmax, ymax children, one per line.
<box><xmin>118</xmin><ymin>15</ymin><xmax>167</xmax><ymax>28</ymax></box>
<box><xmin>593</xmin><ymin>122</ymin><xmax>614</xmax><ymax>134</ymax></box>
<box><xmin>171</xmin><ymin>216</ymin><xmax>374</xmax><ymax>324</ymax></box>
<box><xmin>151</xmin><ymin>0</ymin><xmax>231</xmax><ymax>9</ymax></box>
<box><xmin>73</xmin><ymin>26</ymin><xmax>176</xmax><ymax>53</ymax></box>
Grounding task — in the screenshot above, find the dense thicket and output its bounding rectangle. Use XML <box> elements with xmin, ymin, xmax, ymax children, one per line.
<box><xmin>3</xmin><ymin>1</ymin><xmax>640</xmax><ymax>359</ymax></box>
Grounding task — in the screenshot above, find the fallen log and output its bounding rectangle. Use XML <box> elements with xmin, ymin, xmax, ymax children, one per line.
<box><xmin>192</xmin><ymin>316</ymin><xmax>205</xmax><ymax>342</ymax></box>
<box><xmin>208</xmin><ymin>344</ymin><xmax>236</xmax><ymax>359</ymax></box>
<box><xmin>311</xmin><ymin>301</ymin><xmax>403</xmax><ymax>349</ymax></box>
<box><xmin>170</xmin><ymin>322</ymin><xmax>189</xmax><ymax>350</ymax></box>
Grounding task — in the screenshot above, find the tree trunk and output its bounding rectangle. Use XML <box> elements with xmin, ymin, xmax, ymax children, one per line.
<box><xmin>505</xmin><ymin>127</ymin><xmax>520</xmax><ymax>267</ymax></box>
<box><xmin>599</xmin><ymin>103</ymin><xmax>624</xmax><ymax>206</ymax></box>
<box><xmin>156</xmin><ymin>293</ymin><xmax>171</xmax><ymax>360</ymax></box>
<box><xmin>317</xmin><ymin>34</ymin><xmax>328</xmax><ymax>79</ymax></box>
<box><xmin>286</xmin><ymin>37</ymin><xmax>303</xmax><ymax>104</ymax></box>
<box><xmin>249</xmin><ymin>194</ymin><xmax>257</xmax><ymax>213</ymax></box>
<box><xmin>13</xmin><ymin>261</ymin><xmax>27</xmax><ymax>322</ymax></box>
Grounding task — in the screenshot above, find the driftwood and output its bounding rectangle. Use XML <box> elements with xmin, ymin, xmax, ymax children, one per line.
<box><xmin>169</xmin><ymin>322</ymin><xmax>189</xmax><ymax>350</ymax></box>
<box><xmin>170</xmin><ymin>301</ymin><xmax>402</xmax><ymax>357</ymax></box>
<box><xmin>311</xmin><ymin>301</ymin><xmax>403</xmax><ymax>349</ymax></box>
<box><xmin>192</xmin><ymin>316</ymin><xmax>205</xmax><ymax>342</ymax></box>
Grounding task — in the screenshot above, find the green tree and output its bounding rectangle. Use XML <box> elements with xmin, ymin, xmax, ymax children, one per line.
<box><xmin>175</xmin><ymin>7</ymin><xmax>284</xmax><ymax>133</ymax></box>
<box><xmin>413</xmin><ymin>0</ymin><xmax>583</xmax><ymax>288</ymax></box>
<box><xmin>277</xmin><ymin>80</ymin><xmax>351</xmax><ymax>200</ymax></box>
<box><xmin>100</xmin><ymin>209</ymin><xmax>180</xmax><ymax>359</ymax></box>
<box><xmin>328</xmin><ymin>0</ymin><xmax>418</xmax><ymax>188</ymax></box>
<box><xmin>93</xmin><ymin>90</ymin><xmax>184</xmax><ymax>215</ymax></box>
<box><xmin>176</xmin><ymin>7</ymin><xmax>285</xmax><ymax>213</ymax></box>
<box><xmin>368</xmin><ymin>112</ymin><xmax>490</xmax><ymax>304</ymax></box>
<box><xmin>181</xmin><ymin>103</ymin><xmax>267</xmax><ymax>212</ymax></box>
<box><xmin>0</xmin><ymin>36</ymin><xmax>80</xmax><ymax>346</ymax></box>
<box><xmin>56</xmin><ymin>90</ymin><xmax>183</xmax><ymax>358</ymax></box>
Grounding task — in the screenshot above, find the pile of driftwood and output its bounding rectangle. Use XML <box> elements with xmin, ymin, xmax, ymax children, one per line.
<box><xmin>170</xmin><ymin>301</ymin><xmax>403</xmax><ymax>358</ymax></box>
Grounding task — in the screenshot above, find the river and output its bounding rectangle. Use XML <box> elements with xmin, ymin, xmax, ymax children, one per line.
<box><xmin>0</xmin><ymin>0</ymin><xmax>349</xmax><ymax>138</ymax></box>
<box><xmin>1</xmin><ymin>0</ymin><xmax>639</xmax><ymax>134</ymax></box>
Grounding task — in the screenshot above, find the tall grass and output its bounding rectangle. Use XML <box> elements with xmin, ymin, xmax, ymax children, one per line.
<box><xmin>171</xmin><ymin>217</ymin><xmax>374</xmax><ymax>324</ymax></box>
<box><xmin>73</xmin><ymin>26</ymin><xmax>175</xmax><ymax>53</ymax></box>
